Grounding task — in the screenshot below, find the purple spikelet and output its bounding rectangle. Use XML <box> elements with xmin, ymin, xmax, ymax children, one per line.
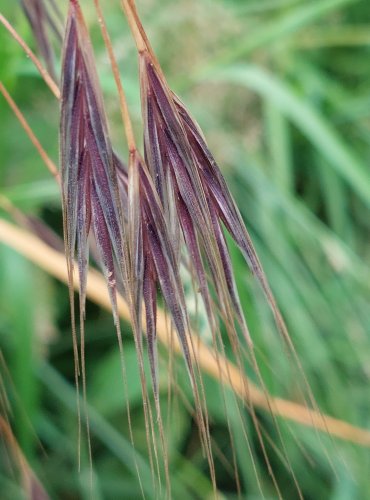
<box><xmin>138</xmin><ymin>47</ymin><xmax>291</xmax><ymax>351</ymax></box>
<box><xmin>139</xmin><ymin>52</ymin><xmax>252</xmax><ymax>343</ymax></box>
<box><xmin>60</xmin><ymin>0</ymin><xmax>126</xmax><ymax>335</ymax></box>
<box><xmin>115</xmin><ymin>153</ymin><xmax>196</xmax><ymax>397</ymax></box>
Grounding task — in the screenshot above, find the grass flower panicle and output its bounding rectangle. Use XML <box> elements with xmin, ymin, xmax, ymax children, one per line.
<box><xmin>1</xmin><ymin>0</ymin><xmax>370</xmax><ymax>498</ymax></box>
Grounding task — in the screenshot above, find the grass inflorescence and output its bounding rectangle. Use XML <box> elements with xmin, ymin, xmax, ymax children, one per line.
<box><xmin>1</xmin><ymin>0</ymin><xmax>370</xmax><ymax>498</ymax></box>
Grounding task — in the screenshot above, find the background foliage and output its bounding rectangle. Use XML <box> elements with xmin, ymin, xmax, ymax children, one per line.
<box><xmin>1</xmin><ymin>0</ymin><xmax>370</xmax><ymax>498</ymax></box>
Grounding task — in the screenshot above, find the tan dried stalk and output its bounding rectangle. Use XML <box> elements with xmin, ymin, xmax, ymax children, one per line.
<box><xmin>0</xmin><ymin>82</ymin><xmax>60</xmax><ymax>182</ymax></box>
<box><xmin>0</xmin><ymin>13</ymin><xmax>60</xmax><ymax>99</ymax></box>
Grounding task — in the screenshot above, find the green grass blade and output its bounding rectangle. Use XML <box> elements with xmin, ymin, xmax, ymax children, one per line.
<box><xmin>264</xmin><ymin>101</ymin><xmax>293</xmax><ymax>193</ymax></box>
<box><xmin>207</xmin><ymin>64</ymin><xmax>370</xmax><ymax>208</ymax></box>
<box><xmin>216</xmin><ymin>0</ymin><xmax>356</xmax><ymax>63</ymax></box>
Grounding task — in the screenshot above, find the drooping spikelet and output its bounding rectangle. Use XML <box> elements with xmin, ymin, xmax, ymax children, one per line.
<box><xmin>115</xmin><ymin>152</ymin><xmax>199</xmax><ymax>398</ymax></box>
<box><xmin>60</xmin><ymin>0</ymin><xmax>126</xmax><ymax>336</ymax></box>
<box><xmin>139</xmin><ymin>51</ymin><xmax>256</xmax><ymax>346</ymax></box>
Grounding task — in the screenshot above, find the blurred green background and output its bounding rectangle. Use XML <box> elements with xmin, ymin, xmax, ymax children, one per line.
<box><xmin>1</xmin><ymin>0</ymin><xmax>370</xmax><ymax>498</ymax></box>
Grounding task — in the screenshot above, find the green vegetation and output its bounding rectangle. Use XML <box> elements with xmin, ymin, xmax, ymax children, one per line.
<box><xmin>1</xmin><ymin>0</ymin><xmax>370</xmax><ymax>498</ymax></box>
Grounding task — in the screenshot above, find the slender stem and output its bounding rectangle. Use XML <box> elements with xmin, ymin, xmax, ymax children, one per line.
<box><xmin>93</xmin><ymin>0</ymin><xmax>136</xmax><ymax>153</ymax></box>
<box><xmin>0</xmin><ymin>14</ymin><xmax>60</xmax><ymax>100</ymax></box>
<box><xmin>0</xmin><ymin>82</ymin><xmax>60</xmax><ymax>182</ymax></box>
<box><xmin>120</xmin><ymin>1</ymin><xmax>167</xmax><ymax>86</ymax></box>
<box><xmin>120</xmin><ymin>0</ymin><xmax>147</xmax><ymax>53</ymax></box>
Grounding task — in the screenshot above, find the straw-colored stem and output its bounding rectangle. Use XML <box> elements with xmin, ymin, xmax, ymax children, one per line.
<box><xmin>0</xmin><ymin>14</ymin><xmax>60</xmax><ymax>100</ymax></box>
<box><xmin>93</xmin><ymin>0</ymin><xmax>136</xmax><ymax>153</ymax></box>
<box><xmin>1</xmin><ymin>217</ymin><xmax>370</xmax><ymax>448</ymax></box>
<box><xmin>0</xmin><ymin>82</ymin><xmax>60</xmax><ymax>183</ymax></box>
<box><xmin>120</xmin><ymin>1</ymin><xmax>146</xmax><ymax>53</ymax></box>
<box><xmin>123</xmin><ymin>0</ymin><xmax>159</xmax><ymax>66</ymax></box>
<box><xmin>121</xmin><ymin>0</ymin><xmax>166</xmax><ymax>80</ymax></box>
